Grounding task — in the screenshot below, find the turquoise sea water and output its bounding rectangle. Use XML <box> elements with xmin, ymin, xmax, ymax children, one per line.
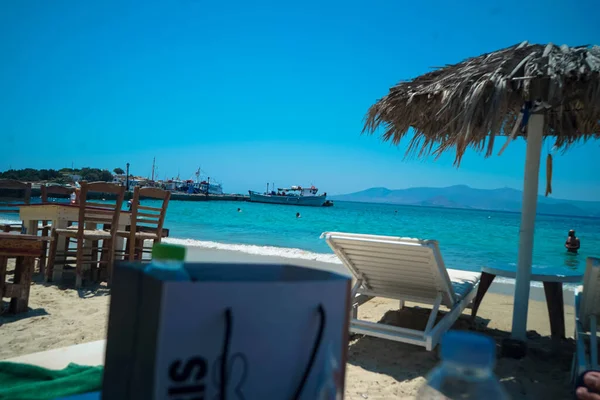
<box><xmin>2</xmin><ymin>200</ymin><xmax>599</xmax><ymax>275</ymax></box>
<box><xmin>160</xmin><ymin>200</ymin><xmax>599</xmax><ymax>275</ymax></box>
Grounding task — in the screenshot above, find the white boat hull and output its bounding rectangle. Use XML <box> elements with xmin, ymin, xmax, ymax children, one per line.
<box><xmin>248</xmin><ymin>191</ymin><xmax>328</xmax><ymax>207</ymax></box>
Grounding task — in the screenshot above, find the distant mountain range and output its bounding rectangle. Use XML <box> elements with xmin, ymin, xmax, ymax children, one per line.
<box><xmin>330</xmin><ymin>185</ymin><xmax>600</xmax><ymax>217</ymax></box>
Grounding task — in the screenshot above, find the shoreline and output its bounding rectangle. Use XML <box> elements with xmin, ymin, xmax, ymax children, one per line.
<box><xmin>0</xmin><ymin>226</ymin><xmax>582</xmax><ymax>307</ymax></box>
<box><xmin>178</xmin><ymin>240</ymin><xmax>579</xmax><ymax>306</ymax></box>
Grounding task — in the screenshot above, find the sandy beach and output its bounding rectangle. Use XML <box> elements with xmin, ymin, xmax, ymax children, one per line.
<box><xmin>1</xmin><ymin>247</ymin><xmax>577</xmax><ymax>399</ymax></box>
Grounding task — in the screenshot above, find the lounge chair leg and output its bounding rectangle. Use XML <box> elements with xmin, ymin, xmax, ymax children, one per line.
<box><xmin>425</xmin><ymin>294</ymin><xmax>442</xmax><ymax>334</ymax></box>
<box><xmin>399</xmin><ymin>300</ymin><xmax>405</xmax><ymax>309</ymax></box>
<box><xmin>351</xmin><ymin>305</ymin><xmax>358</xmax><ymax>319</ymax></box>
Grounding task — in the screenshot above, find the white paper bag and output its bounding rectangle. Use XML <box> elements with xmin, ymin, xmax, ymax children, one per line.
<box><xmin>103</xmin><ymin>262</ymin><xmax>351</xmax><ymax>400</ymax></box>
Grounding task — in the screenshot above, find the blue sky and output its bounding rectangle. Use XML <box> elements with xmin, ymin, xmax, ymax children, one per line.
<box><xmin>1</xmin><ymin>0</ymin><xmax>599</xmax><ymax>200</ymax></box>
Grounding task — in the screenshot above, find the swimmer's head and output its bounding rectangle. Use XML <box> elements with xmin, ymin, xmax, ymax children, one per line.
<box><xmin>569</xmin><ymin>229</ymin><xmax>576</xmax><ymax>237</ymax></box>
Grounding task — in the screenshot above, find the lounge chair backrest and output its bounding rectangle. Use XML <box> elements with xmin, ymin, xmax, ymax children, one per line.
<box><xmin>580</xmin><ymin>257</ymin><xmax>600</xmax><ymax>332</ymax></box>
<box><xmin>322</xmin><ymin>232</ymin><xmax>457</xmax><ymax>307</ymax></box>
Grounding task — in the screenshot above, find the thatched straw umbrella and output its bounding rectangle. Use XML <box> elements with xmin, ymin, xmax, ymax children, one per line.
<box><xmin>363</xmin><ymin>41</ymin><xmax>600</xmax><ymax>346</ymax></box>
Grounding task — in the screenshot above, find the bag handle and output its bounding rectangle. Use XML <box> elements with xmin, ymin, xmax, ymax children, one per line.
<box><xmin>219</xmin><ymin>304</ymin><xmax>326</xmax><ymax>400</ymax></box>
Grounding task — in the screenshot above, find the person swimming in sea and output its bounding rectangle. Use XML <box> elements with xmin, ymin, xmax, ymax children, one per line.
<box><xmin>565</xmin><ymin>229</ymin><xmax>581</xmax><ymax>254</ymax></box>
<box><xmin>237</xmin><ymin>208</ymin><xmax>242</xmax><ymax>212</ymax></box>
<box><xmin>296</xmin><ymin>212</ymin><xmax>301</xmax><ymax>218</ymax></box>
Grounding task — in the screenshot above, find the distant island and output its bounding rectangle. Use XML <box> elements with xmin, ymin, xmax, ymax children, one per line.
<box><xmin>331</xmin><ymin>185</ymin><xmax>600</xmax><ymax>217</ymax></box>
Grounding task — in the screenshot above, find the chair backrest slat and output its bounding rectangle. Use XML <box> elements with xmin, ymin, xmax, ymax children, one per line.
<box><xmin>137</xmin><ymin>212</ymin><xmax>161</xmax><ymax>219</ymax></box>
<box><xmin>137</xmin><ymin>205</ymin><xmax>162</xmax><ymax>212</ymax></box>
<box><xmin>139</xmin><ymin>187</ymin><xmax>170</xmax><ymax>200</ymax></box>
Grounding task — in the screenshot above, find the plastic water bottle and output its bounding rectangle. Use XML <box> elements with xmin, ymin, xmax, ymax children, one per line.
<box><xmin>144</xmin><ymin>243</ymin><xmax>190</xmax><ymax>281</ymax></box>
<box><xmin>417</xmin><ymin>331</ymin><xmax>509</xmax><ymax>399</ymax></box>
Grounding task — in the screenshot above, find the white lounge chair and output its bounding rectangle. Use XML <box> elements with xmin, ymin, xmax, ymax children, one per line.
<box><xmin>573</xmin><ymin>257</ymin><xmax>600</xmax><ymax>379</ymax></box>
<box><xmin>321</xmin><ymin>232</ymin><xmax>480</xmax><ymax>351</ymax></box>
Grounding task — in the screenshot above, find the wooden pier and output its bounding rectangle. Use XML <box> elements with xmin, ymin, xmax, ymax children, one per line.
<box><xmin>1</xmin><ymin>187</ymin><xmax>249</xmax><ymax>202</ymax></box>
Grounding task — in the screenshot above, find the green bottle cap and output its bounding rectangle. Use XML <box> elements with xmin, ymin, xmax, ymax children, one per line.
<box><xmin>152</xmin><ymin>243</ymin><xmax>186</xmax><ymax>261</ymax></box>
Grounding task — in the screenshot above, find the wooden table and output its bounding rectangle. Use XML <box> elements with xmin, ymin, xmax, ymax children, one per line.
<box><xmin>0</xmin><ymin>233</ymin><xmax>44</xmax><ymax>313</ymax></box>
<box><xmin>471</xmin><ymin>265</ymin><xmax>583</xmax><ymax>340</ymax></box>
<box><xmin>18</xmin><ymin>204</ymin><xmax>131</xmax><ymax>282</ymax></box>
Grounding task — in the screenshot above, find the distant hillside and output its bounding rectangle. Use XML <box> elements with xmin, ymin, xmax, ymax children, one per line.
<box><xmin>331</xmin><ymin>185</ymin><xmax>600</xmax><ymax>217</ymax></box>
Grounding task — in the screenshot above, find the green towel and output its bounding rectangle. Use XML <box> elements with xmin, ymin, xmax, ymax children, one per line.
<box><xmin>0</xmin><ymin>362</ymin><xmax>103</xmax><ymax>400</ymax></box>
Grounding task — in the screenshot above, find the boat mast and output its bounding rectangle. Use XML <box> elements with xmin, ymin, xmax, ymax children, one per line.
<box><xmin>151</xmin><ymin>157</ymin><xmax>155</xmax><ymax>181</ymax></box>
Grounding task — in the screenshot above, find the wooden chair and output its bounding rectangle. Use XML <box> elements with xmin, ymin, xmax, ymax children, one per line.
<box><xmin>41</xmin><ymin>184</ymin><xmax>75</xmax><ymax>203</ymax></box>
<box><xmin>38</xmin><ymin>185</ymin><xmax>76</xmax><ymax>275</ymax></box>
<box><xmin>116</xmin><ymin>186</ymin><xmax>170</xmax><ymax>261</ymax></box>
<box><xmin>0</xmin><ymin>179</ymin><xmax>31</xmax><ymax>233</ymax></box>
<box><xmin>46</xmin><ymin>181</ymin><xmax>125</xmax><ymax>288</ymax></box>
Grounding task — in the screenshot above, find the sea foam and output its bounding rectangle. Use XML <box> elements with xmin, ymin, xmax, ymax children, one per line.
<box><xmin>163</xmin><ymin>237</ymin><xmax>342</xmax><ymax>264</ymax></box>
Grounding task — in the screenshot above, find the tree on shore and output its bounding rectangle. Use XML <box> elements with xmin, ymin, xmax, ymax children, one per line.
<box><xmin>113</xmin><ymin>167</ymin><xmax>125</xmax><ymax>175</ymax></box>
<box><xmin>0</xmin><ymin>168</ymin><xmax>113</xmax><ymax>182</ymax></box>
<box><xmin>0</xmin><ymin>168</ymin><xmax>61</xmax><ymax>181</ymax></box>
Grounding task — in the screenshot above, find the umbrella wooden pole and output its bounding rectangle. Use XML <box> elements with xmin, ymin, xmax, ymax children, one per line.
<box><xmin>511</xmin><ymin>113</ymin><xmax>544</xmax><ymax>341</ymax></box>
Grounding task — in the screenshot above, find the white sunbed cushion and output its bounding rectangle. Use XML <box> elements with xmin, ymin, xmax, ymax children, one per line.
<box><xmin>447</xmin><ymin>269</ymin><xmax>480</xmax><ymax>302</ymax></box>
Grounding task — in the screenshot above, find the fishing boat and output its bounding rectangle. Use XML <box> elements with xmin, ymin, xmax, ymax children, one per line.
<box><xmin>248</xmin><ymin>185</ymin><xmax>332</xmax><ymax>207</ymax></box>
<box><xmin>197</xmin><ymin>180</ymin><xmax>224</xmax><ymax>195</ymax></box>
<box><xmin>177</xmin><ymin>167</ymin><xmax>224</xmax><ymax>195</ymax></box>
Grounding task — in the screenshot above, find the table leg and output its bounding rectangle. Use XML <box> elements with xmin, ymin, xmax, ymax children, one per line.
<box><xmin>10</xmin><ymin>256</ymin><xmax>34</xmax><ymax>313</ymax></box>
<box><xmin>82</xmin><ymin>222</ymin><xmax>97</xmax><ymax>283</ymax></box>
<box><xmin>543</xmin><ymin>281</ymin><xmax>565</xmax><ymax>340</ymax></box>
<box><xmin>115</xmin><ymin>223</ymin><xmax>126</xmax><ymax>256</ymax></box>
<box><xmin>471</xmin><ymin>272</ymin><xmax>496</xmax><ymax>320</ymax></box>
<box><xmin>52</xmin><ymin>218</ymin><xmax>69</xmax><ymax>282</ymax></box>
